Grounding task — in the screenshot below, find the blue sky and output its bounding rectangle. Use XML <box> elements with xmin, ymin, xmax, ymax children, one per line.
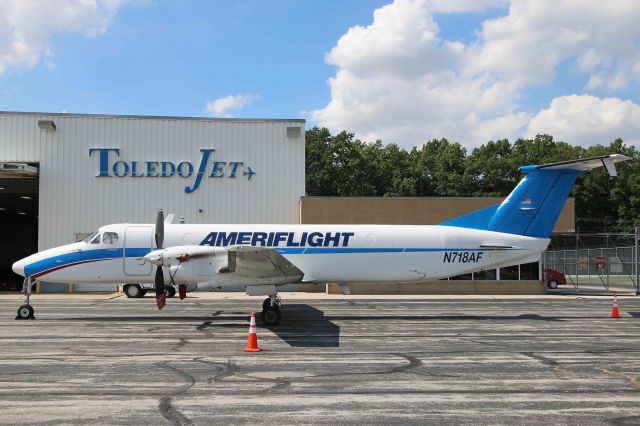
<box><xmin>0</xmin><ymin>0</ymin><xmax>388</xmax><ymax>118</ymax></box>
<box><xmin>0</xmin><ymin>0</ymin><xmax>639</xmax><ymax>149</ymax></box>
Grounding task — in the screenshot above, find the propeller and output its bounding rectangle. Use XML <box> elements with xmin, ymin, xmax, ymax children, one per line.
<box><xmin>154</xmin><ymin>209</ymin><xmax>166</xmax><ymax>310</ymax></box>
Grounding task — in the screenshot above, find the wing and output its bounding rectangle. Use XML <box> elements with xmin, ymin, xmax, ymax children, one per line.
<box><xmin>155</xmin><ymin>244</ymin><xmax>305</xmax><ymax>285</ymax></box>
<box><xmin>225</xmin><ymin>246</ymin><xmax>304</xmax><ymax>284</ymax></box>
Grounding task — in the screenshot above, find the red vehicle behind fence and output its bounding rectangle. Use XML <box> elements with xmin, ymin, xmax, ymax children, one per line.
<box><xmin>546</xmin><ymin>269</ymin><xmax>567</xmax><ymax>289</ymax></box>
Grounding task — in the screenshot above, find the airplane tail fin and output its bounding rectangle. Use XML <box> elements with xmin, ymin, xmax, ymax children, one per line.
<box><xmin>440</xmin><ymin>154</ymin><xmax>631</xmax><ymax>238</ymax></box>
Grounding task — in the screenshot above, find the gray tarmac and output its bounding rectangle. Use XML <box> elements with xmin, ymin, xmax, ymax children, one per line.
<box><xmin>1</xmin><ymin>293</ymin><xmax>640</xmax><ymax>425</ymax></box>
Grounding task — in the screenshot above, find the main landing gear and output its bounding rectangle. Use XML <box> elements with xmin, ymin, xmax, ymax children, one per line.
<box><xmin>261</xmin><ymin>294</ymin><xmax>282</xmax><ymax>327</ymax></box>
<box><xmin>16</xmin><ymin>277</ymin><xmax>35</xmax><ymax>320</ymax></box>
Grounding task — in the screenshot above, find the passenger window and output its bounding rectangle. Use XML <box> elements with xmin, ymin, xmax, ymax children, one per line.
<box><xmin>90</xmin><ymin>234</ymin><xmax>101</xmax><ymax>244</ymax></box>
<box><xmin>102</xmin><ymin>232</ymin><xmax>119</xmax><ymax>245</ymax></box>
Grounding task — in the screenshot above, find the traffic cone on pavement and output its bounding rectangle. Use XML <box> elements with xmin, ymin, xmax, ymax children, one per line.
<box><xmin>610</xmin><ymin>294</ymin><xmax>621</xmax><ymax>318</ymax></box>
<box><xmin>243</xmin><ymin>312</ymin><xmax>262</xmax><ymax>352</ymax></box>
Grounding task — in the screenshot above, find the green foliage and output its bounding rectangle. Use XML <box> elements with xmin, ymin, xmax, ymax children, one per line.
<box><xmin>305</xmin><ymin>128</ymin><xmax>640</xmax><ymax>231</ymax></box>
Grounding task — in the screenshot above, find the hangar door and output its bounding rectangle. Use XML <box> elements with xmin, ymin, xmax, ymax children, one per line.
<box><xmin>124</xmin><ymin>226</ymin><xmax>153</xmax><ymax>276</ymax></box>
<box><xmin>0</xmin><ymin>163</ymin><xmax>38</xmax><ymax>292</ymax></box>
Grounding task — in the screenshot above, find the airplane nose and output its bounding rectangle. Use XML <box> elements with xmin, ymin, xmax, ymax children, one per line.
<box><xmin>12</xmin><ymin>259</ymin><xmax>25</xmax><ymax>277</ymax></box>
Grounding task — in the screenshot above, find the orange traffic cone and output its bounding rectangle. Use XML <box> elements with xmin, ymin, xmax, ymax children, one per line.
<box><xmin>243</xmin><ymin>312</ymin><xmax>262</xmax><ymax>352</ymax></box>
<box><xmin>610</xmin><ymin>294</ymin><xmax>621</xmax><ymax>318</ymax></box>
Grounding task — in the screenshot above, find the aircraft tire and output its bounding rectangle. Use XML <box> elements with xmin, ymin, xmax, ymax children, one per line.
<box><xmin>124</xmin><ymin>284</ymin><xmax>143</xmax><ymax>298</ymax></box>
<box><xmin>262</xmin><ymin>297</ymin><xmax>275</xmax><ymax>311</ymax></box>
<box><xmin>548</xmin><ymin>280</ymin><xmax>558</xmax><ymax>289</ymax></box>
<box><xmin>16</xmin><ymin>304</ymin><xmax>34</xmax><ymax>320</ymax></box>
<box><xmin>166</xmin><ymin>287</ymin><xmax>176</xmax><ymax>298</ymax></box>
<box><xmin>262</xmin><ymin>306</ymin><xmax>281</xmax><ymax>327</ymax></box>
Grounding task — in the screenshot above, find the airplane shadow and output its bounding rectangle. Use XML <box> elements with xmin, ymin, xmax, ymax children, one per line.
<box><xmin>46</xmin><ymin>305</ymin><xmax>341</xmax><ymax>347</ymax></box>
<box><xmin>262</xmin><ymin>304</ymin><xmax>340</xmax><ymax>348</ymax></box>
<box><xmin>55</xmin><ymin>315</ymin><xmax>249</xmax><ymax>324</ymax></box>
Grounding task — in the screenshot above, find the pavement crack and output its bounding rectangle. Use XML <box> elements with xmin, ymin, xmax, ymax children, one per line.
<box><xmin>522</xmin><ymin>352</ymin><xmax>558</xmax><ymax>366</ymax></box>
<box><xmin>389</xmin><ymin>353</ymin><xmax>458</xmax><ymax>378</ymax></box>
<box><xmin>388</xmin><ymin>353</ymin><xmax>422</xmax><ymax>373</ymax></box>
<box><xmin>596</xmin><ymin>367</ymin><xmax>640</xmax><ymax>391</ymax></box>
<box><xmin>199</xmin><ymin>359</ymin><xmax>239</xmax><ymax>383</ymax></box>
<box><xmin>156</xmin><ymin>362</ymin><xmax>195</xmax><ymax>426</ymax></box>
<box><xmin>89</xmin><ymin>294</ymin><xmax>124</xmax><ymax>305</ymax></box>
<box><xmin>458</xmin><ymin>337</ymin><xmax>511</xmax><ymax>348</ymax></box>
<box><xmin>196</xmin><ymin>320</ymin><xmax>211</xmax><ymax>331</ymax></box>
<box><xmin>607</xmin><ymin>415</ymin><xmax>640</xmax><ymax>425</ymax></box>
<box><xmin>198</xmin><ymin>359</ymin><xmax>291</xmax><ymax>390</ymax></box>
<box><xmin>171</xmin><ymin>338</ymin><xmax>189</xmax><ymax>352</ymax></box>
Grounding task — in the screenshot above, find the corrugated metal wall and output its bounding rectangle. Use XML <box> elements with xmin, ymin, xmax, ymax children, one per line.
<box><xmin>0</xmin><ymin>112</ymin><xmax>305</xmax><ymax>250</ymax></box>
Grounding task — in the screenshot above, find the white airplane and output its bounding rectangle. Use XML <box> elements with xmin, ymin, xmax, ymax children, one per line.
<box><xmin>12</xmin><ymin>155</ymin><xmax>630</xmax><ymax>325</ymax></box>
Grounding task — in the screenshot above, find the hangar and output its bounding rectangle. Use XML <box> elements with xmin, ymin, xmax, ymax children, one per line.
<box><xmin>0</xmin><ymin>111</ymin><xmax>305</xmax><ymax>292</ymax></box>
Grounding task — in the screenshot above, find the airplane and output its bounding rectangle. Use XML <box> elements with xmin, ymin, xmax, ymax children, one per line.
<box><xmin>11</xmin><ymin>154</ymin><xmax>630</xmax><ymax>326</ymax></box>
<box><xmin>244</xmin><ymin>167</ymin><xmax>255</xmax><ymax>180</ymax></box>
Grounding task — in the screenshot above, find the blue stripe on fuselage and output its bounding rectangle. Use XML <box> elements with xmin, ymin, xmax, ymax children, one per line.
<box><xmin>24</xmin><ymin>247</ymin><xmax>154</xmax><ymax>277</ymax></box>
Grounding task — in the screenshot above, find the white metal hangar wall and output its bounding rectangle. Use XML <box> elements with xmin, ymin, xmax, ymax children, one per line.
<box><xmin>0</xmin><ymin>112</ymin><xmax>305</xmax><ymax>251</ymax></box>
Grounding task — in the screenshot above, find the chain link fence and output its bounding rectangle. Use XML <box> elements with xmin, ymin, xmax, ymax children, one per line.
<box><xmin>543</xmin><ymin>229</ymin><xmax>639</xmax><ymax>294</ymax></box>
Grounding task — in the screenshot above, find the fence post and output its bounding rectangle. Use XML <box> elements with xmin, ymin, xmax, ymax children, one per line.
<box><xmin>634</xmin><ymin>226</ymin><xmax>640</xmax><ymax>296</ymax></box>
<box><xmin>576</xmin><ymin>228</ymin><xmax>579</xmax><ymax>288</ymax></box>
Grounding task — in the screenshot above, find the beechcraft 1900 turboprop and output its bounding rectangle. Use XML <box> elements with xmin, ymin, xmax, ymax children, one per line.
<box><xmin>11</xmin><ymin>155</ymin><xmax>630</xmax><ymax>325</ymax></box>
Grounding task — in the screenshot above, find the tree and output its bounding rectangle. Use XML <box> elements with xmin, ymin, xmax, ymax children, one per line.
<box><xmin>305</xmin><ymin>128</ymin><xmax>640</xmax><ymax>232</ymax></box>
<box><xmin>305</xmin><ymin>127</ymin><xmax>374</xmax><ymax>196</ymax></box>
<box><xmin>463</xmin><ymin>139</ymin><xmax>516</xmax><ymax>196</ymax></box>
<box><xmin>412</xmin><ymin>138</ymin><xmax>467</xmax><ymax>196</ymax></box>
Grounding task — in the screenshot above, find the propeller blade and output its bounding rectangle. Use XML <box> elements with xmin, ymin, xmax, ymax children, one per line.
<box><xmin>155</xmin><ymin>266</ymin><xmax>166</xmax><ymax>310</ymax></box>
<box><xmin>155</xmin><ymin>209</ymin><xmax>164</xmax><ymax>248</ymax></box>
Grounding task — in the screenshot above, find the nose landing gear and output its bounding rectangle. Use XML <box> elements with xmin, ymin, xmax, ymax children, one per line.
<box><xmin>261</xmin><ymin>294</ymin><xmax>282</xmax><ymax>327</ymax></box>
<box><xmin>16</xmin><ymin>277</ymin><xmax>35</xmax><ymax>320</ymax></box>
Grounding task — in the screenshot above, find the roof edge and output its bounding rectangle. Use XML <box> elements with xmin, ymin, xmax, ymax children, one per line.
<box><xmin>0</xmin><ymin>110</ymin><xmax>306</xmax><ymax>123</ymax></box>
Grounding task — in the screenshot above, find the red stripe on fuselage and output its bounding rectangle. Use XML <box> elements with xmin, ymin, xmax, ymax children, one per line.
<box><xmin>32</xmin><ymin>258</ymin><xmax>114</xmax><ymax>278</ymax></box>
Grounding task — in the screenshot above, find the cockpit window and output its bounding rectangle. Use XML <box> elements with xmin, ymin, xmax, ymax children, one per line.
<box><xmin>89</xmin><ymin>234</ymin><xmax>101</xmax><ymax>244</ymax></box>
<box><xmin>102</xmin><ymin>232</ymin><xmax>119</xmax><ymax>245</ymax></box>
<box><xmin>83</xmin><ymin>231</ymin><xmax>99</xmax><ymax>243</ymax></box>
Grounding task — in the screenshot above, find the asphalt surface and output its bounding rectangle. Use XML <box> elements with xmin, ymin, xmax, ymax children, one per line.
<box><xmin>1</xmin><ymin>294</ymin><xmax>640</xmax><ymax>425</ymax></box>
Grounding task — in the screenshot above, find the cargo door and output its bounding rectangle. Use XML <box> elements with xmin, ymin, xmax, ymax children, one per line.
<box><xmin>124</xmin><ymin>226</ymin><xmax>153</xmax><ymax>276</ymax></box>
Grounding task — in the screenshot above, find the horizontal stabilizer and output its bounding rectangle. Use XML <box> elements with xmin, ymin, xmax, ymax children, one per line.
<box><xmin>530</xmin><ymin>154</ymin><xmax>630</xmax><ymax>175</ymax></box>
<box><xmin>479</xmin><ymin>244</ymin><xmax>517</xmax><ymax>249</ymax></box>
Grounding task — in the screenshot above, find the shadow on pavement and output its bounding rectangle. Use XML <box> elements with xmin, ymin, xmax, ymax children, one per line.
<box><xmin>323</xmin><ymin>313</ymin><xmax>565</xmax><ymax>322</ymax></box>
<box><xmin>263</xmin><ymin>303</ymin><xmax>340</xmax><ymax>348</ymax></box>
<box><xmin>52</xmin><ymin>315</ymin><xmax>250</xmax><ymax>323</ymax></box>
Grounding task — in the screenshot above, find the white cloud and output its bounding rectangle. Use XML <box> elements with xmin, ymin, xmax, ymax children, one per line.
<box><xmin>324</xmin><ymin>0</ymin><xmax>464</xmax><ymax>79</ymax></box>
<box><xmin>469</xmin><ymin>0</ymin><xmax>640</xmax><ymax>88</ymax></box>
<box><xmin>313</xmin><ymin>0</ymin><xmax>640</xmax><ymax>149</ymax></box>
<box><xmin>526</xmin><ymin>95</ymin><xmax>640</xmax><ymax>146</ymax></box>
<box><xmin>0</xmin><ymin>0</ymin><xmax>132</xmax><ymax>74</ymax></box>
<box><xmin>429</xmin><ymin>0</ymin><xmax>507</xmax><ymax>13</ymax></box>
<box><xmin>205</xmin><ymin>94</ymin><xmax>257</xmax><ymax>117</ymax></box>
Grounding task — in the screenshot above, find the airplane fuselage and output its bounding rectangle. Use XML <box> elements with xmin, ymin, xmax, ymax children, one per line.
<box><xmin>13</xmin><ymin>223</ymin><xmax>548</xmax><ymax>288</ymax></box>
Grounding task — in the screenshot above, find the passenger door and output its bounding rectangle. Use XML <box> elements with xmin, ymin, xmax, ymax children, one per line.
<box><xmin>123</xmin><ymin>226</ymin><xmax>153</xmax><ymax>276</ymax></box>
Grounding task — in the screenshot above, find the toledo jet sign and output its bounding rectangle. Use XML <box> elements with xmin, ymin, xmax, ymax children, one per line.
<box><xmin>89</xmin><ymin>148</ymin><xmax>256</xmax><ymax>193</ymax></box>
